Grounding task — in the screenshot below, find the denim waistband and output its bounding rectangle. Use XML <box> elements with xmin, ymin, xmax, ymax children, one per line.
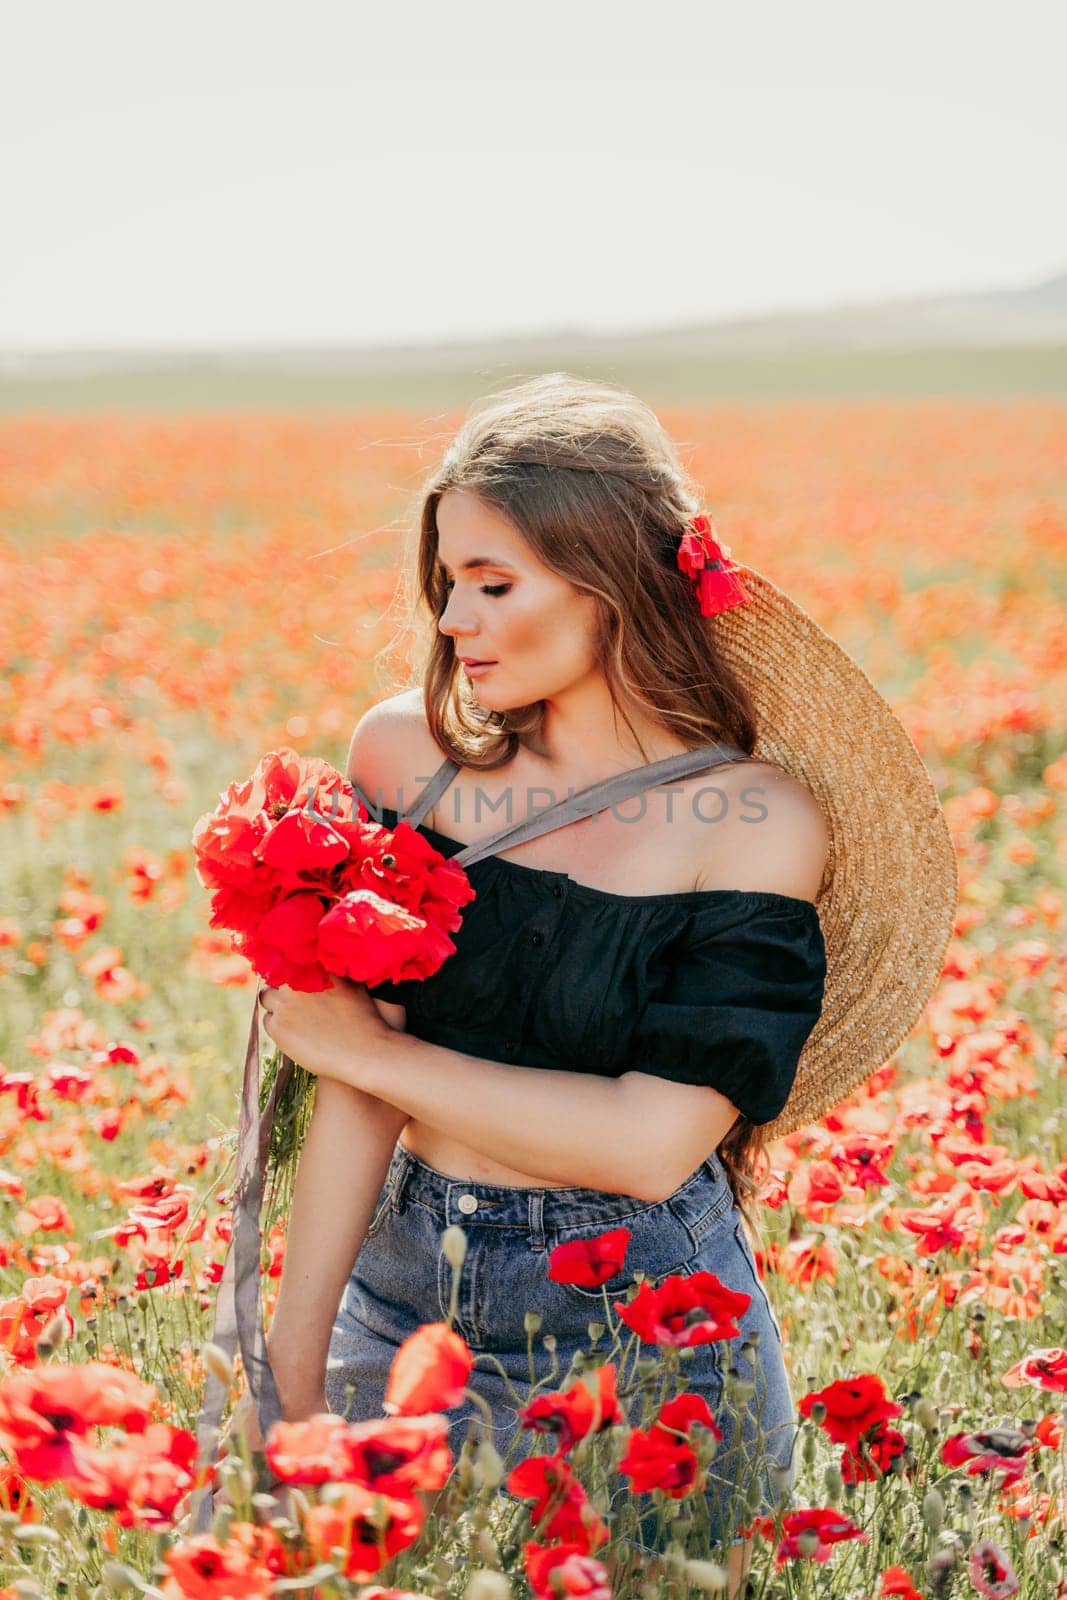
<box><xmin>386</xmin><ymin>1142</ymin><xmax>731</xmax><ymax>1234</ymax></box>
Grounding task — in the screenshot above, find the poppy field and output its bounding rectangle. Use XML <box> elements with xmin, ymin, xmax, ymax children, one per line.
<box><xmin>0</xmin><ymin>401</ymin><xmax>1065</xmax><ymax>1598</ymax></box>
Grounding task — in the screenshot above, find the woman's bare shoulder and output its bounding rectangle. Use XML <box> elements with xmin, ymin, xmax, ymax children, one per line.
<box><xmin>694</xmin><ymin>760</ymin><xmax>830</xmax><ymax>903</ymax></box>
<box><xmin>345</xmin><ymin>688</ymin><xmax>445</xmax><ymax>814</ymax></box>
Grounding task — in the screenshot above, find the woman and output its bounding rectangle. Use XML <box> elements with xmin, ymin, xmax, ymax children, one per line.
<box><xmin>214</xmin><ymin>373</ymin><xmax>957</xmax><ymax>1592</ymax></box>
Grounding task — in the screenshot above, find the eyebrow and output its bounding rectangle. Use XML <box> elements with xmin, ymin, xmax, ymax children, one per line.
<box><xmin>438</xmin><ymin>555</ymin><xmax>516</xmax><ymax>574</ymax></box>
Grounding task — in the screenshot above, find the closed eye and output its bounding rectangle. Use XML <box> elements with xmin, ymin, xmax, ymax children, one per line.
<box><xmin>443</xmin><ymin>579</ymin><xmax>511</xmax><ymax>597</ymax></box>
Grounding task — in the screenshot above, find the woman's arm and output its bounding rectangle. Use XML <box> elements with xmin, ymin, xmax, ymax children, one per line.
<box><xmin>265</xmin><ymin>1072</ymin><xmax>408</xmax><ymax>1416</ymax></box>
<box><xmin>347</xmin><ymin>1033</ymin><xmax>738</xmax><ymax>1203</ymax></box>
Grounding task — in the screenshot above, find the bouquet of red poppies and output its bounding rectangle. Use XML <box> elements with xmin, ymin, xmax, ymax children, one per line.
<box><xmin>192</xmin><ymin>747</ymin><xmax>475</xmax><ymax>1198</ymax></box>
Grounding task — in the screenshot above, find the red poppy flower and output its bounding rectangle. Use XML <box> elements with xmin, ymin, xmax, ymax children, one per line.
<box><xmin>941</xmin><ymin>1427</ymin><xmax>1036</xmax><ymax>1486</ymax></box>
<box><xmin>506</xmin><ymin>1454</ymin><xmax>610</xmax><ymax>1553</ymax></box>
<box><xmin>342</xmin><ymin>1414</ymin><xmax>453</xmax><ymax>1495</ymax></box>
<box><xmin>383</xmin><ymin>1323</ymin><xmax>474</xmax><ymax>1416</ymax></box>
<box><xmin>518</xmin><ymin>1365</ymin><xmax>624</xmax><ymax>1453</ymax></box>
<box><xmin>651</xmin><ymin>1392</ymin><xmax>720</xmax><ymax>1445</ymax></box>
<box><xmin>302</xmin><ymin>1482</ymin><xmax>424</xmax><ymax>1581</ymax></box>
<box><xmin>547</xmin><ymin>1227</ymin><xmax>631</xmax><ymax>1288</ymax></box>
<box><xmin>875</xmin><ymin>1566</ymin><xmax>924</xmax><ymax>1600</ymax></box>
<box><xmin>56</xmin><ymin>1421</ymin><xmax>200</xmax><ymax>1530</ymax></box>
<box><xmin>262</xmin><ymin>1413</ymin><xmax>357</xmax><ymax>1485</ymax></box>
<box><xmin>317</xmin><ymin>889</ymin><xmax>448</xmax><ymax>987</ymax></box>
<box><xmin>840</xmin><ymin>1420</ymin><xmax>908</xmax><ymax>1484</ymax></box>
<box><xmin>752</xmin><ymin>1505</ymin><xmax>868</xmax><ymax>1564</ymax></box>
<box><xmin>616</xmin><ymin>1270</ymin><xmax>750</xmax><ymax>1347</ymax></box>
<box><xmin>1002</xmin><ymin>1346</ymin><xmax>1067</xmax><ymax>1393</ymax></box>
<box><xmin>164</xmin><ymin>1530</ymin><xmax>275</xmax><ymax>1598</ymax></box>
<box><xmin>0</xmin><ymin>1361</ymin><xmax>156</xmax><ymax>1447</ymax></box>
<box><xmin>523</xmin><ymin>1540</ymin><xmax>613</xmax><ymax>1599</ymax></box>
<box><xmin>618</xmin><ymin>1426</ymin><xmax>701</xmax><ymax>1497</ymax></box>
<box><xmin>797</xmin><ymin>1374</ymin><xmax>903</xmax><ymax>1454</ymax></box>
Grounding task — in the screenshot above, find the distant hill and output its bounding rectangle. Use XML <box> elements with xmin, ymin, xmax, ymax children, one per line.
<box><xmin>2</xmin><ymin>268</ymin><xmax>1065</xmax><ymax>409</ymax></box>
<box><xmin>3</xmin><ymin>268</ymin><xmax>1066</xmax><ymax>379</ymax></box>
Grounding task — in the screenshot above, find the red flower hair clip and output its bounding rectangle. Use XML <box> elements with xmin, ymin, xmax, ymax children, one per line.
<box><xmin>676</xmin><ymin>513</ymin><xmax>751</xmax><ymax>618</ymax></box>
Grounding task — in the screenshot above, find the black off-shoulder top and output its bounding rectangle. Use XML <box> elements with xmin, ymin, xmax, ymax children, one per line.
<box><xmin>361</xmin><ymin>748</ymin><xmax>827</xmax><ymax>1127</ymax></box>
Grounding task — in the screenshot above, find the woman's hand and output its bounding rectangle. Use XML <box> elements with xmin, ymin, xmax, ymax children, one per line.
<box><xmin>258</xmin><ymin>976</ymin><xmax>393</xmax><ymax>1089</ymax></box>
<box><xmin>211</xmin><ymin>1391</ymin><xmax>301</xmax><ymax>1523</ymax></box>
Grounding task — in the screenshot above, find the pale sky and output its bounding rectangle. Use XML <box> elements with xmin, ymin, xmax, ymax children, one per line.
<box><xmin>2</xmin><ymin>0</ymin><xmax>1063</xmax><ymax>349</ymax></box>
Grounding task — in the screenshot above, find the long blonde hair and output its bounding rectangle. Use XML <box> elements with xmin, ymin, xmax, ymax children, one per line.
<box><xmin>386</xmin><ymin>371</ymin><xmax>776</xmax><ymax>1237</ymax></box>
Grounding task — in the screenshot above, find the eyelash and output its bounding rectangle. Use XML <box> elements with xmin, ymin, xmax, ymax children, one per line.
<box><xmin>442</xmin><ymin>579</ymin><xmax>511</xmax><ymax>597</ymax></box>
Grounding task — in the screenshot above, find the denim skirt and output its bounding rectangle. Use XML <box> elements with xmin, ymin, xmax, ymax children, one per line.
<box><xmin>325</xmin><ymin>1142</ymin><xmax>797</xmax><ymax>1557</ymax></box>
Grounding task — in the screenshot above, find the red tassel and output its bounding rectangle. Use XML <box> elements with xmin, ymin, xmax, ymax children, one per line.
<box><xmin>677</xmin><ymin>514</ymin><xmax>751</xmax><ymax>617</ymax></box>
<box><xmin>694</xmin><ymin>562</ymin><xmax>750</xmax><ymax>617</ymax></box>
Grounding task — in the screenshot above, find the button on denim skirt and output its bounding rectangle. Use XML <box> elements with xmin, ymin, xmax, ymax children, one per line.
<box><xmin>325</xmin><ymin>1143</ymin><xmax>797</xmax><ymax>1557</ymax></box>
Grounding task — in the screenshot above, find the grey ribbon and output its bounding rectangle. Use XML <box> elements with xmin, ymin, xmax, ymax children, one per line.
<box><xmin>415</xmin><ymin>741</ymin><xmax>752</xmax><ymax>866</ymax></box>
<box><xmin>190</xmin><ymin>1005</ymin><xmax>293</xmax><ymax>1533</ymax></box>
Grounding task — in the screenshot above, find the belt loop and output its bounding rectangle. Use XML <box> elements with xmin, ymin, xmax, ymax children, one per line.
<box><xmin>528</xmin><ymin>1190</ymin><xmax>546</xmax><ymax>1252</ymax></box>
<box><xmin>390</xmin><ymin>1143</ymin><xmax>415</xmax><ymax>1210</ymax></box>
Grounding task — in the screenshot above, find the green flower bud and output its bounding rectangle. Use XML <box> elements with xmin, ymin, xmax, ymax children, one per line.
<box><xmin>914</xmin><ymin>1396</ymin><xmax>939</xmax><ymax>1431</ymax></box>
<box><xmin>683</xmin><ymin>1559</ymin><xmax>729</xmax><ymax>1593</ymax></box>
<box><xmin>442</xmin><ymin>1225</ymin><xmax>468</xmax><ymax>1270</ymax></box>
<box><xmin>922</xmin><ymin>1486</ymin><xmax>945</xmax><ymax>1533</ymax></box>
<box><xmin>474</xmin><ymin>1441</ymin><xmax>505</xmax><ymax>1490</ymax></box>
<box><xmin>465</xmin><ymin>1572</ymin><xmax>511</xmax><ymax>1600</ymax></box>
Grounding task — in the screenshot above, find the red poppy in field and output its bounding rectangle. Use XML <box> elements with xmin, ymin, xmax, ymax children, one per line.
<box><xmin>547</xmin><ymin>1227</ymin><xmax>632</xmax><ymax>1288</ymax></box>
<box><xmin>651</xmin><ymin>1392</ymin><xmax>721</xmax><ymax>1444</ymax></box>
<box><xmin>967</xmin><ymin>1539</ymin><xmax>1020</xmax><ymax>1600</ymax></box>
<box><xmin>895</xmin><ymin>1192</ymin><xmax>979</xmax><ymax>1255</ymax></box>
<box><xmin>57</xmin><ymin>1421</ymin><xmax>200</xmax><ymax>1530</ymax></box>
<box><xmin>0</xmin><ymin>1457</ymin><xmax>39</xmax><ymax>1521</ymax></box>
<box><xmin>342</xmin><ymin>1414</ymin><xmax>453</xmax><ymax>1495</ymax></box>
<box><xmin>797</xmin><ymin>1374</ymin><xmax>903</xmax><ymax>1454</ymax></box>
<box><xmin>870</xmin><ymin>1566</ymin><xmax>924</xmax><ymax>1600</ymax></box>
<box><xmin>506</xmin><ymin>1454</ymin><xmax>610</xmax><ymax>1552</ymax></box>
<box><xmin>262</xmin><ymin>1413</ymin><xmax>358</xmax><ymax>1485</ymax></box>
<box><xmin>383</xmin><ymin>1323</ymin><xmax>474</xmax><ymax>1416</ymax></box>
<box><xmin>523</xmin><ymin>1540</ymin><xmax>613</xmax><ymax>1599</ymax></box>
<box><xmin>616</xmin><ymin>1270</ymin><xmax>750</xmax><ymax>1347</ymax></box>
<box><xmin>163</xmin><ymin>1529</ymin><xmax>275</xmax><ymax>1598</ymax></box>
<box><xmin>518</xmin><ymin>1365</ymin><xmax>624</xmax><ymax>1452</ymax></box>
<box><xmin>941</xmin><ymin>1427</ymin><xmax>1036</xmax><ymax>1486</ymax></box>
<box><xmin>226</xmin><ymin>1518</ymin><xmax>306</xmax><ymax>1581</ymax></box>
<box><xmin>302</xmin><ymin>1481</ymin><xmax>424</xmax><ymax>1580</ymax></box>
<box><xmin>1001</xmin><ymin>1346</ymin><xmax>1067</xmax><ymax>1393</ymax></box>
<box><xmin>840</xmin><ymin>1421</ymin><xmax>908</xmax><ymax>1484</ymax></box>
<box><xmin>0</xmin><ymin>1362</ymin><xmax>156</xmax><ymax>1448</ymax></box>
<box><xmin>618</xmin><ymin>1425</ymin><xmax>701</xmax><ymax>1497</ymax></box>
<box><xmin>754</xmin><ymin>1505</ymin><xmax>868</xmax><ymax>1565</ymax></box>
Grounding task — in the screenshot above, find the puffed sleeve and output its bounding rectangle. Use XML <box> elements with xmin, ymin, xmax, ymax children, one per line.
<box><xmin>631</xmin><ymin>897</ymin><xmax>827</xmax><ymax>1125</ymax></box>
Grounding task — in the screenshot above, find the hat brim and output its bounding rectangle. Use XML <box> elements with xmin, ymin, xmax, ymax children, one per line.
<box><xmin>710</xmin><ymin>564</ymin><xmax>959</xmax><ymax>1140</ymax></box>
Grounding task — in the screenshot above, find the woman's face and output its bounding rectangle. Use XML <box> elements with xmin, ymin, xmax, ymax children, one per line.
<box><xmin>435</xmin><ymin>488</ymin><xmax>599</xmax><ymax>710</ymax></box>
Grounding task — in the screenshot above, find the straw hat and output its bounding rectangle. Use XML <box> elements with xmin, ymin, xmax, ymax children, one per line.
<box><xmin>698</xmin><ymin>556</ymin><xmax>959</xmax><ymax>1142</ymax></box>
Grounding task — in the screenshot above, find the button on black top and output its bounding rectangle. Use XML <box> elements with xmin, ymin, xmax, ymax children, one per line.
<box><xmin>530</xmin><ymin>930</ymin><xmax>545</xmax><ymax>947</ymax></box>
<box><xmin>551</xmin><ymin>883</ymin><xmax>565</xmax><ymax>897</ymax></box>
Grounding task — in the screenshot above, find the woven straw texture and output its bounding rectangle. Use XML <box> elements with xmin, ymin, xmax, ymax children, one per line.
<box><xmin>710</xmin><ymin>564</ymin><xmax>960</xmax><ymax>1141</ymax></box>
